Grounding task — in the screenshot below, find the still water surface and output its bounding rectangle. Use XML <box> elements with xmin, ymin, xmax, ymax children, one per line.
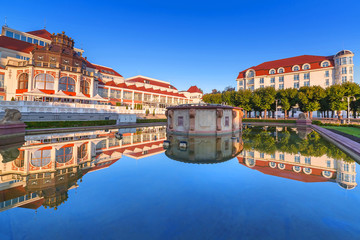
<box><xmin>0</xmin><ymin>126</ymin><xmax>359</xmax><ymax>239</ymax></box>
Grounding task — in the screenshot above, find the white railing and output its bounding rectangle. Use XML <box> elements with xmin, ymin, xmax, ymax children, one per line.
<box><xmin>0</xmin><ymin>101</ymin><xmax>146</xmax><ymax>114</ymax></box>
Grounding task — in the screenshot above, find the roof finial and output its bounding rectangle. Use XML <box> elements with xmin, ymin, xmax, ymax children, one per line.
<box><xmin>4</xmin><ymin>16</ymin><xmax>7</xmax><ymax>27</ymax></box>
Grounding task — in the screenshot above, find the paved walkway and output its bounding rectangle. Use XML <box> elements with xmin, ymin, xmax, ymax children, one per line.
<box><xmin>312</xmin><ymin>125</ymin><xmax>360</xmax><ymax>160</ymax></box>
<box><xmin>26</xmin><ymin>122</ymin><xmax>166</xmax><ymax>135</ymax></box>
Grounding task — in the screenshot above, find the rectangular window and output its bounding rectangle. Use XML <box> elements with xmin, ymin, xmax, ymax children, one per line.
<box><xmin>304</xmin><ymin>73</ymin><xmax>310</xmax><ymax>80</ymax></box>
<box><xmin>342</xmin><ymin>76</ymin><xmax>347</xmax><ymax>83</ymax></box>
<box><xmin>341</xmin><ymin>57</ymin><xmax>347</xmax><ymax>65</ymax></box>
<box><xmin>271</xmin><ymin>154</ymin><xmax>275</xmax><ymax>159</ymax></box>
<box><xmin>178</xmin><ymin>116</ymin><xmax>184</xmax><ymax>126</ymax></box>
<box><xmin>225</xmin><ymin>116</ymin><xmax>229</xmax><ymax>127</ymax></box>
<box><xmin>294</xmin><ymin>156</ymin><xmax>300</xmax><ymax>163</ymax></box>
<box><xmin>349</xmin><ymin>57</ymin><xmax>353</xmax><ymax>64</ymax></box>
<box><xmin>294</xmin><ymin>82</ymin><xmax>299</xmax><ymax>88</ymax></box>
<box><xmin>270</xmin><ymin>85</ymin><xmax>275</xmax><ymax>88</ymax></box>
<box><xmin>350</xmin><ymin>75</ymin><xmax>353</xmax><ymax>82</ymax></box>
<box><xmin>325</xmin><ymin>79</ymin><xmax>329</xmax><ymax>86</ymax></box>
<box><xmin>279</xmin><ymin>84</ymin><xmax>284</xmax><ymax>89</ymax></box>
<box><xmin>14</xmin><ymin>33</ymin><xmax>20</xmax><ymax>40</ymax></box>
<box><xmin>239</xmin><ymin>80</ymin><xmax>243</xmax><ymax>86</ymax></box>
<box><xmin>325</xmin><ymin>70</ymin><xmax>329</xmax><ymax>77</ymax></box>
<box><xmin>39</xmin><ymin>41</ymin><xmax>45</xmax><ymax>46</ymax></box>
<box><xmin>260</xmin><ymin>85</ymin><xmax>264</xmax><ymax>88</ymax></box>
<box><xmin>33</xmin><ymin>39</ymin><xmax>39</xmax><ymax>45</ymax></box>
<box><xmin>5</xmin><ymin>31</ymin><xmax>13</xmax><ymax>38</ymax></box>
<box><xmin>349</xmin><ymin>67</ymin><xmax>353</xmax><ymax>74</ymax></box>
<box><xmin>304</xmin><ymin>81</ymin><xmax>310</xmax><ymax>86</ymax></box>
<box><xmin>342</xmin><ymin>67</ymin><xmax>347</xmax><ymax>74</ymax></box>
<box><xmin>21</xmin><ymin>35</ymin><xmax>26</xmax><ymax>41</ymax></box>
<box><xmin>279</xmin><ymin>76</ymin><xmax>284</xmax><ymax>82</ymax></box>
<box><xmin>327</xmin><ymin>160</ymin><xmax>331</xmax><ymax>168</ymax></box>
<box><xmin>294</xmin><ymin>74</ymin><xmax>299</xmax><ymax>81</ymax></box>
<box><xmin>270</xmin><ymin>77</ymin><xmax>275</xmax><ymax>83</ymax></box>
<box><xmin>0</xmin><ymin>74</ymin><xmax>4</xmax><ymax>88</ymax></box>
<box><xmin>305</xmin><ymin>157</ymin><xmax>311</xmax><ymax>164</ymax></box>
<box><xmin>260</xmin><ymin>78</ymin><xmax>264</xmax><ymax>84</ymax></box>
<box><xmin>27</xmin><ymin>37</ymin><xmax>33</xmax><ymax>43</ymax></box>
<box><xmin>260</xmin><ymin>153</ymin><xmax>264</xmax><ymax>158</ymax></box>
<box><xmin>279</xmin><ymin>154</ymin><xmax>285</xmax><ymax>160</ymax></box>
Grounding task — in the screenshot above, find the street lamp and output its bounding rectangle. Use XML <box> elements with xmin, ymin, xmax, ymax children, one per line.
<box><xmin>342</xmin><ymin>96</ymin><xmax>356</xmax><ymax>124</ymax></box>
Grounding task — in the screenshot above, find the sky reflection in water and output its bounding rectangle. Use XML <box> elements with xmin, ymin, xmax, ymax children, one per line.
<box><xmin>0</xmin><ymin>126</ymin><xmax>359</xmax><ymax>240</ymax></box>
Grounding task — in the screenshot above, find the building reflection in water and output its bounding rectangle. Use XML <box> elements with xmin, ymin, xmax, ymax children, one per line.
<box><xmin>164</xmin><ymin>132</ymin><xmax>244</xmax><ymax>164</ymax></box>
<box><xmin>0</xmin><ymin>126</ymin><xmax>167</xmax><ymax>212</ymax></box>
<box><xmin>238</xmin><ymin>126</ymin><xmax>357</xmax><ymax>190</ymax></box>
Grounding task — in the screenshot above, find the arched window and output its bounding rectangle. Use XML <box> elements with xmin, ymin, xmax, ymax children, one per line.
<box><xmin>293</xmin><ymin>166</ymin><xmax>301</xmax><ymax>172</ymax></box>
<box><xmin>35</xmin><ymin>74</ymin><xmax>54</xmax><ymax>90</ymax></box>
<box><xmin>303</xmin><ymin>64</ymin><xmax>310</xmax><ymax>70</ymax></box>
<box><xmin>278</xmin><ymin>68</ymin><xmax>284</xmax><ymax>73</ymax></box>
<box><xmin>18</xmin><ymin>73</ymin><xmax>29</xmax><ymax>89</ymax></box>
<box><xmin>247</xmin><ymin>70</ymin><xmax>255</xmax><ymax>78</ymax></box>
<box><xmin>303</xmin><ymin>167</ymin><xmax>312</xmax><ymax>174</ymax></box>
<box><xmin>59</xmin><ymin>77</ymin><xmax>75</xmax><ymax>92</ymax></box>
<box><xmin>56</xmin><ymin>146</ymin><xmax>73</xmax><ymax>163</ymax></box>
<box><xmin>269</xmin><ymin>162</ymin><xmax>276</xmax><ymax>168</ymax></box>
<box><xmin>31</xmin><ymin>149</ymin><xmax>51</xmax><ymax>167</ymax></box>
<box><xmin>323</xmin><ymin>171</ymin><xmax>332</xmax><ymax>178</ymax></box>
<box><xmin>321</xmin><ymin>61</ymin><xmax>329</xmax><ymax>67</ymax></box>
<box><xmin>80</xmin><ymin>80</ymin><xmax>90</xmax><ymax>95</ymax></box>
<box><xmin>278</xmin><ymin>163</ymin><xmax>285</xmax><ymax>169</ymax></box>
<box><xmin>293</xmin><ymin>66</ymin><xmax>299</xmax><ymax>71</ymax></box>
<box><xmin>269</xmin><ymin>69</ymin><xmax>275</xmax><ymax>74</ymax></box>
<box><xmin>78</xmin><ymin>143</ymin><xmax>88</xmax><ymax>159</ymax></box>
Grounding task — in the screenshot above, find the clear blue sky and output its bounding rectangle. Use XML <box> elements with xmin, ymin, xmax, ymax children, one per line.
<box><xmin>1</xmin><ymin>0</ymin><xmax>360</xmax><ymax>93</ymax></box>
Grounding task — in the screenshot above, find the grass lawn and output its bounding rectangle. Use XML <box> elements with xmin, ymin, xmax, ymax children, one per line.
<box><xmin>323</xmin><ymin>126</ymin><xmax>360</xmax><ymax>138</ymax></box>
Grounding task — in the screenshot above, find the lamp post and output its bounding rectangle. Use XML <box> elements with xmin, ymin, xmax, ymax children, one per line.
<box><xmin>342</xmin><ymin>96</ymin><xmax>356</xmax><ymax>124</ymax></box>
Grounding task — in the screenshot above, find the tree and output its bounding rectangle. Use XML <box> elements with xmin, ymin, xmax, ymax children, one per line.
<box><xmin>234</xmin><ymin>89</ymin><xmax>252</xmax><ymax>117</ymax></box>
<box><xmin>326</xmin><ymin>84</ymin><xmax>346</xmax><ymax>119</ymax></box>
<box><xmin>211</xmin><ymin>89</ymin><xmax>220</xmax><ymax>94</ymax></box>
<box><xmin>342</xmin><ymin>82</ymin><xmax>360</xmax><ymax>118</ymax></box>
<box><xmin>297</xmin><ymin>86</ymin><xmax>326</xmax><ymax>118</ymax></box>
<box><xmin>251</xmin><ymin>87</ymin><xmax>276</xmax><ymax>118</ymax></box>
<box><xmin>223</xmin><ymin>86</ymin><xmax>235</xmax><ymax>93</ymax></box>
<box><xmin>276</xmin><ymin>89</ymin><xmax>291</xmax><ymax>118</ymax></box>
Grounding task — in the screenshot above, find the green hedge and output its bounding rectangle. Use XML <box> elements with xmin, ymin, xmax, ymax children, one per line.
<box><xmin>136</xmin><ymin>119</ymin><xmax>167</xmax><ymax>123</ymax></box>
<box><xmin>243</xmin><ymin>119</ymin><xmax>296</xmax><ymax>124</ymax></box>
<box><xmin>25</xmin><ymin>120</ymin><xmax>116</xmax><ymax>129</ymax></box>
<box><xmin>313</xmin><ymin>122</ymin><xmax>360</xmax><ymax>129</ymax></box>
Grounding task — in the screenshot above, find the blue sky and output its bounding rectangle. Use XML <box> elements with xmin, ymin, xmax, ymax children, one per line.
<box><xmin>1</xmin><ymin>0</ymin><xmax>360</xmax><ymax>93</ymax></box>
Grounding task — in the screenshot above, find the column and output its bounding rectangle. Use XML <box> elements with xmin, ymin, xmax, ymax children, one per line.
<box><xmin>75</xmin><ymin>75</ymin><xmax>81</xmax><ymax>94</ymax></box>
<box><xmin>131</xmin><ymin>91</ymin><xmax>135</xmax><ymax>109</ymax></box>
<box><xmin>28</xmin><ymin>67</ymin><xmax>34</xmax><ymax>91</ymax></box>
<box><xmin>90</xmin><ymin>78</ymin><xmax>95</xmax><ymax>97</ymax></box>
<box><xmin>54</xmin><ymin>71</ymin><xmax>60</xmax><ymax>92</ymax></box>
<box><xmin>120</xmin><ymin>89</ymin><xmax>124</xmax><ymax>104</ymax></box>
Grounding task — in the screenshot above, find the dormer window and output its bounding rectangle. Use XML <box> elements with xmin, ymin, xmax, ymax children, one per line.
<box><xmin>293</xmin><ymin>65</ymin><xmax>300</xmax><ymax>71</ymax></box>
<box><xmin>63</xmin><ymin>59</ymin><xmax>69</xmax><ymax>64</ymax></box>
<box><xmin>269</xmin><ymin>69</ymin><xmax>275</xmax><ymax>75</ymax></box>
<box><xmin>37</xmin><ymin>56</ymin><xmax>44</xmax><ymax>60</ymax></box>
<box><xmin>278</xmin><ymin>68</ymin><xmax>284</xmax><ymax>73</ymax></box>
<box><xmin>303</xmin><ymin>64</ymin><xmax>310</xmax><ymax>70</ymax></box>
<box><xmin>50</xmin><ymin>57</ymin><xmax>56</xmax><ymax>62</ymax></box>
<box><xmin>144</xmin><ymin>80</ymin><xmax>150</xmax><ymax>84</ymax></box>
<box><xmin>321</xmin><ymin>61</ymin><xmax>330</xmax><ymax>67</ymax></box>
<box><xmin>75</xmin><ymin>62</ymin><xmax>79</xmax><ymax>67</ymax></box>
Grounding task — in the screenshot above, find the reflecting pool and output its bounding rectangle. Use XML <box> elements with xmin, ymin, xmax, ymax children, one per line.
<box><xmin>0</xmin><ymin>126</ymin><xmax>360</xmax><ymax>239</ymax></box>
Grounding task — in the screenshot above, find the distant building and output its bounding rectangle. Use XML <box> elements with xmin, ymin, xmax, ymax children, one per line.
<box><xmin>179</xmin><ymin>85</ymin><xmax>203</xmax><ymax>103</ymax></box>
<box><xmin>0</xmin><ymin>25</ymin><xmax>200</xmax><ymax>114</ymax></box>
<box><xmin>236</xmin><ymin>51</ymin><xmax>354</xmax><ymax>91</ymax></box>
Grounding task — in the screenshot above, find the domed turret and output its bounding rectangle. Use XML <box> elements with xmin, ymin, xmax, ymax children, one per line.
<box><xmin>334</xmin><ymin>50</ymin><xmax>354</xmax><ymax>84</ymax></box>
<box><xmin>335</xmin><ymin>160</ymin><xmax>357</xmax><ymax>190</ymax></box>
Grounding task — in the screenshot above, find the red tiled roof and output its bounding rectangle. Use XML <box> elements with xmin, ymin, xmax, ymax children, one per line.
<box><xmin>99</xmin><ymin>81</ymin><xmax>187</xmax><ymax>98</ymax></box>
<box><xmin>238</xmin><ymin>157</ymin><xmax>334</xmax><ymax>183</ymax></box>
<box><xmin>237</xmin><ymin>55</ymin><xmax>334</xmax><ymax>78</ymax></box>
<box><xmin>126</xmin><ymin>76</ymin><xmax>177</xmax><ymax>90</ymax></box>
<box><xmin>187</xmin><ymin>85</ymin><xmax>202</xmax><ymax>93</ymax></box>
<box><xmin>26</xmin><ymin>29</ymin><xmax>52</xmax><ymax>40</ymax></box>
<box><xmin>93</xmin><ymin>64</ymin><xmax>123</xmax><ymax>77</ymax></box>
<box><xmin>0</xmin><ymin>36</ymin><xmax>38</xmax><ymax>54</ymax></box>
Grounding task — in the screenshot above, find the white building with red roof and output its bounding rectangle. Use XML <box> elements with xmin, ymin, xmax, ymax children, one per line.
<box><xmin>179</xmin><ymin>85</ymin><xmax>203</xmax><ymax>103</ymax></box>
<box><xmin>0</xmin><ymin>25</ymin><xmax>199</xmax><ymax>114</ymax></box>
<box><xmin>236</xmin><ymin>51</ymin><xmax>354</xmax><ymax>91</ymax></box>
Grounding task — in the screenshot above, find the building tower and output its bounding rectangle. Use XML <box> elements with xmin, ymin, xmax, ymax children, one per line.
<box><xmin>335</xmin><ymin>159</ymin><xmax>357</xmax><ymax>190</ymax></box>
<box><xmin>334</xmin><ymin>50</ymin><xmax>354</xmax><ymax>84</ymax></box>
